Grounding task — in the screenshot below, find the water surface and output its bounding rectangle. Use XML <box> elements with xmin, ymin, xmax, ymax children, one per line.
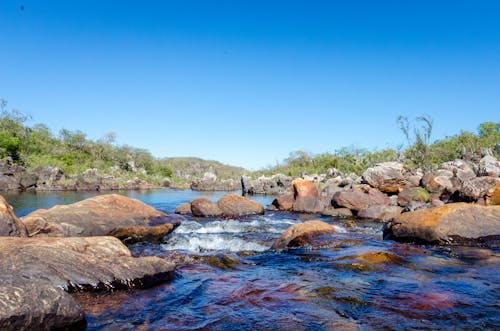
<box><xmin>6</xmin><ymin>189</ymin><xmax>499</xmax><ymax>330</ymax></box>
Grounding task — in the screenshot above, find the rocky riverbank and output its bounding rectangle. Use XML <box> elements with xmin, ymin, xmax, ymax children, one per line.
<box><xmin>0</xmin><ymin>160</ymin><xmax>170</xmax><ymax>192</ymax></box>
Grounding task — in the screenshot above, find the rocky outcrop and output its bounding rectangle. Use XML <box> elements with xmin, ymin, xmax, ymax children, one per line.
<box><xmin>0</xmin><ymin>236</ymin><xmax>175</xmax><ymax>330</ymax></box>
<box><xmin>383</xmin><ymin>203</ymin><xmax>500</xmax><ymax>245</ymax></box>
<box><xmin>0</xmin><ymin>195</ymin><xmax>27</xmax><ymax>236</ymax></box>
<box><xmin>21</xmin><ymin>194</ymin><xmax>178</xmax><ymax>240</ymax></box>
<box><xmin>242</xmin><ymin>174</ymin><xmax>292</xmax><ymax>195</ymax></box>
<box><xmin>271</xmin><ymin>220</ymin><xmax>337</xmax><ymax>249</ymax></box>
<box><xmin>190</xmin><ymin>198</ymin><xmax>223</xmax><ymax>217</ymax></box>
<box><xmin>174</xmin><ymin>202</ymin><xmax>192</xmax><ymax>214</ymax></box>
<box><xmin>191</xmin><ymin>172</ymin><xmax>241</xmax><ymax>191</ymax></box>
<box><xmin>362</xmin><ymin>162</ymin><xmax>413</xmax><ymax>193</ymax></box>
<box><xmin>217</xmin><ymin>193</ymin><xmax>264</xmax><ymax>216</ymax></box>
<box><xmin>332</xmin><ymin>185</ymin><xmax>390</xmax><ymax>212</ymax></box>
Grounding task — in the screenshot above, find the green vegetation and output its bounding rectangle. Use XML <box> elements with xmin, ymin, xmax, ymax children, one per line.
<box><xmin>0</xmin><ymin>99</ymin><xmax>173</xmax><ymax>184</ymax></box>
<box><xmin>1</xmin><ymin>99</ymin><xmax>498</xmax><ymax>185</ymax></box>
<box><xmin>254</xmin><ymin>116</ymin><xmax>499</xmax><ymax>177</ymax></box>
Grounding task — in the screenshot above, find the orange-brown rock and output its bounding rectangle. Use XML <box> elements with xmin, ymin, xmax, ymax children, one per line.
<box><xmin>271</xmin><ymin>220</ymin><xmax>337</xmax><ymax>249</ymax></box>
<box><xmin>488</xmin><ymin>182</ymin><xmax>500</xmax><ymax>205</ymax></box>
<box><xmin>384</xmin><ymin>203</ymin><xmax>500</xmax><ymax>245</ymax></box>
<box><xmin>362</xmin><ymin>162</ymin><xmax>412</xmax><ymax>193</ymax></box>
<box><xmin>271</xmin><ymin>193</ymin><xmax>294</xmax><ymax>211</ymax></box>
<box><xmin>108</xmin><ymin>222</ymin><xmax>179</xmax><ymax>244</ymax></box>
<box><xmin>190</xmin><ymin>198</ymin><xmax>223</xmax><ymax>217</ymax></box>
<box><xmin>217</xmin><ymin>193</ymin><xmax>264</xmax><ymax>216</ymax></box>
<box><xmin>174</xmin><ymin>202</ymin><xmax>192</xmax><ymax>214</ymax></box>
<box><xmin>0</xmin><ymin>195</ymin><xmax>27</xmax><ymax>237</ymax></box>
<box><xmin>291</xmin><ymin>179</ymin><xmax>318</xmax><ymax>198</ymax></box>
<box><xmin>21</xmin><ymin>194</ymin><xmax>172</xmax><ymax>239</ymax></box>
<box><xmin>332</xmin><ymin>185</ymin><xmax>390</xmax><ymax>211</ymax></box>
<box><xmin>357</xmin><ymin>205</ymin><xmax>402</xmax><ymax>221</ymax></box>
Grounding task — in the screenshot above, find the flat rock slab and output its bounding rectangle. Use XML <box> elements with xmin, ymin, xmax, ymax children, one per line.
<box><xmin>0</xmin><ymin>236</ymin><xmax>175</xmax><ymax>330</ymax></box>
<box><xmin>384</xmin><ymin>203</ymin><xmax>500</xmax><ymax>245</ymax></box>
<box><xmin>21</xmin><ymin>194</ymin><xmax>176</xmax><ymax>238</ymax></box>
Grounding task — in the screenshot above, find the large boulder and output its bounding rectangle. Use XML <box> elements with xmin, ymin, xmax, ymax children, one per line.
<box><xmin>291</xmin><ymin>179</ymin><xmax>318</xmax><ymax>198</ymax></box>
<box><xmin>332</xmin><ymin>185</ymin><xmax>390</xmax><ymax>212</ymax></box>
<box><xmin>489</xmin><ymin>182</ymin><xmax>500</xmax><ymax>206</ymax></box>
<box><xmin>421</xmin><ymin>172</ymin><xmax>456</xmax><ymax>194</ymax></box>
<box><xmin>362</xmin><ymin>162</ymin><xmax>412</xmax><ymax>193</ymax></box>
<box><xmin>0</xmin><ymin>236</ymin><xmax>175</xmax><ymax>330</ymax></box>
<box><xmin>357</xmin><ymin>205</ymin><xmax>403</xmax><ymax>221</ymax></box>
<box><xmin>21</xmin><ymin>194</ymin><xmax>178</xmax><ymax>239</ymax></box>
<box><xmin>0</xmin><ymin>195</ymin><xmax>27</xmax><ymax>237</ymax></box>
<box><xmin>174</xmin><ymin>202</ymin><xmax>192</xmax><ymax>214</ymax></box>
<box><xmin>458</xmin><ymin>177</ymin><xmax>500</xmax><ymax>203</ymax></box>
<box><xmin>190</xmin><ymin>198</ymin><xmax>223</xmax><ymax>217</ymax></box>
<box><xmin>217</xmin><ymin>193</ymin><xmax>264</xmax><ymax>216</ymax></box>
<box><xmin>242</xmin><ymin>174</ymin><xmax>292</xmax><ymax>195</ymax></box>
<box><xmin>271</xmin><ymin>193</ymin><xmax>295</xmax><ymax>211</ymax></box>
<box><xmin>441</xmin><ymin>159</ymin><xmax>476</xmax><ymax>182</ymax></box>
<box><xmin>478</xmin><ymin>155</ymin><xmax>500</xmax><ymax>177</ymax></box>
<box><xmin>383</xmin><ymin>203</ymin><xmax>500</xmax><ymax>245</ymax></box>
<box><xmin>271</xmin><ymin>220</ymin><xmax>337</xmax><ymax>249</ymax></box>
<box><xmin>0</xmin><ymin>281</ymin><xmax>85</xmax><ymax>331</ymax></box>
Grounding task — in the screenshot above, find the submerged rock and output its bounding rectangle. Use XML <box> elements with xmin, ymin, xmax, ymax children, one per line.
<box><xmin>21</xmin><ymin>194</ymin><xmax>171</xmax><ymax>237</ymax></box>
<box><xmin>384</xmin><ymin>203</ymin><xmax>500</xmax><ymax>245</ymax></box>
<box><xmin>0</xmin><ymin>195</ymin><xmax>27</xmax><ymax>237</ymax></box>
<box><xmin>217</xmin><ymin>193</ymin><xmax>264</xmax><ymax>216</ymax></box>
<box><xmin>0</xmin><ymin>236</ymin><xmax>175</xmax><ymax>331</ymax></box>
<box><xmin>271</xmin><ymin>220</ymin><xmax>337</xmax><ymax>249</ymax></box>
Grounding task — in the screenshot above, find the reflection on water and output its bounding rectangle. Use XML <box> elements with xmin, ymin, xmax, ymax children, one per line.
<box><xmin>5</xmin><ymin>189</ymin><xmax>500</xmax><ymax>330</ymax></box>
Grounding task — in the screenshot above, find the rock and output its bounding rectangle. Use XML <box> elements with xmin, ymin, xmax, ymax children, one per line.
<box><xmin>190</xmin><ymin>198</ymin><xmax>223</xmax><ymax>217</ymax></box>
<box><xmin>441</xmin><ymin>159</ymin><xmax>477</xmax><ymax>182</ymax></box>
<box><xmin>291</xmin><ymin>179</ymin><xmax>318</xmax><ymax>198</ymax></box>
<box><xmin>293</xmin><ymin>195</ymin><xmax>331</xmax><ymax>214</ymax></box>
<box><xmin>33</xmin><ymin>166</ymin><xmax>64</xmax><ymax>183</ymax></box>
<box><xmin>320</xmin><ymin>177</ymin><xmax>344</xmax><ymax>196</ymax></box>
<box><xmin>0</xmin><ymin>175</ymin><xmax>19</xmax><ymax>191</ymax></box>
<box><xmin>383</xmin><ymin>203</ymin><xmax>500</xmax><ymax>245</ymax></box>
<box><xmin>357</xmin><ymin>205</ymin><xmax>403</xmax><ymax>221</ymax></box>
<box><xmin>191</xmin><ymin>178</ymin><xmax>241</xmax><ymax>191</ymax></box>
<box><xmin>21</xmin><ymin>194</ymin><xmax>174</xmax><ymax>239</ymax></box>
<box><xmin>174</xmin><ymin>202</ymin><xmax>192</xmax><ymax>214</ymax></box>
<box><xmin>397</xmin><ymin>187</ymin><xmax>431</xmax><ymax>207</ymax></box>
<box><xmin>0</xmin><ymin>195</ymin><xmax>27</xmax><ymax>237</ymax></box>
<box><xmin>362</xmin><ymin>162</ymin><xmax>412</xmax><ymax>193</ymax></box>
<box><xmin>271</xmin><ymin>220</ymin><xmax>337</xmax><ymax>249</ymax></box>
<box><xmin>402</xmin><ymin>201</ymin><xmax>432</xmax><ymax>212</ymax></box>
<box><xmin>108</xmin><ymin>223</ymin><xmax>179</xmax><ymax>244</ymax></box>
<box><xmin>488</xmin><ymin>182</ymin><xmax>500</xmax><ymax>205</ymax></box>
<box><xmin>478</xmin><ymin>155</ymin><xmax>500</xmax><ymax>177</ymax></box>
<box><xmin>242</xmin><ymin>174</ymin><xmax>292</xmax><ymax>195</ymax></box>
<box><xmin>217</xmin><ymin>193</ymin><xmax>264</xmax><ymax>216</ymax></box>
<box><xmin>162</xmin><ymin>178</ymin><xmax>172</xmax><ymax>187</ymax></box>
<box><xmin>0</xmin><ymin>236</ymin><xmax>175</xmax><ymax>330</ymax></box>
<box><xmin>459</xmin><ymin>177</ymin><xmax>500</xmax><ymax>202</ymax></box>
<box><xmin>20</xmin><ymin>173</ymin><xmax>38</xmax><ymax>190</ymax></box>
<box><xmin>321</xmin><ymin>207</ymin><xmax>353</xmax><ymax>218</ymax></box>
<box><xmin>271</xmin><ymin>193</ymin><xmax>295</xmax><ymax>211</ymax></box>
<box><xmin>0</xmin><ymin>281</ymin><xmax>86</xmax><ymax>331</ymax></box>
<box><xmin>332</xmin><ymin>185</ymin><xmax>390</xmax><ymax>212</ymax></box>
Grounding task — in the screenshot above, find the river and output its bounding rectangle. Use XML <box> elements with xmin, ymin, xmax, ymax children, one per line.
<box><xmin>4</xmin><ymin>189</ymin><xmax>499</xmax><ymax>330</ymax></box>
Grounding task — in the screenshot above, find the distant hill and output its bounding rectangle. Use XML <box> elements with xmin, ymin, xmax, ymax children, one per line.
<box><xmin>163</xmin><ymin>157</ymin><xmax>247</xmax><ymax>181</ymax></box>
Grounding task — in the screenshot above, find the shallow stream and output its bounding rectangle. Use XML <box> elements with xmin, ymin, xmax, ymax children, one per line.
<box><xmin>5</xmin><ymin>189</ymin><xmax>499</xmax><ymax>330</ymax></box>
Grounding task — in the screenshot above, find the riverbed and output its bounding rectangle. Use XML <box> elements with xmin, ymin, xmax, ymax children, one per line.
<box><xmin>5</xmin><ymin>189</ymin><xmax>499</xmax><ymax>330</ymax></box>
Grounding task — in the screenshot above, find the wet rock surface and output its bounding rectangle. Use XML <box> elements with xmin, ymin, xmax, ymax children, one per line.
<box><xmin>21</xmin><ymin>194</ymin><xmax>176</xmax><ymax>239</ymax></box>
<box><xmin>384</xmin><ymin>203</ymin><xmax>500</xmax><ymax>245</ymax></box>
<box><xmin>271</xmin><ymin>220</ymin><xmax>337</xmax><ymax>249</ymax></box>
<box><xmin>0</xmin><ymin>236</ymin><xmax>175</xmax><ymax>330</ymax></box>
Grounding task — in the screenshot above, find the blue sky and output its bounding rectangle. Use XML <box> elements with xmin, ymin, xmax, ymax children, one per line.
<box><xmin>0</xmin><ymin>1</ymin><xmax>499</xmax><ymax>169</ymax></box>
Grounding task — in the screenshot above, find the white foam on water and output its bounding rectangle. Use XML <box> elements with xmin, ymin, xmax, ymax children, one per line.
<box><xmin>332</xmin><ymin>225</ymin><xmax>348</xmax><ymax>233</ymax></box>
<box><xmin>162</xmin><ymin>234</ymin><xmax>269</xmax><ymax>253</ymax></box>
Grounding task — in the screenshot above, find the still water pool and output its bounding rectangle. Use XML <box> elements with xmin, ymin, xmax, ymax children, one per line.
<box><xmin>5</xmin><ymin>189</ymin><xmax>500</xmax><ymax>330</ymax></box>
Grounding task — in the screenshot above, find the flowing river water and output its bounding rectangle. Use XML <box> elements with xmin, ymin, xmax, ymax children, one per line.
<box><xmin>4</xmin><ymin>189</ymin><xmax>500</xmax><ymax>330</ymax></box>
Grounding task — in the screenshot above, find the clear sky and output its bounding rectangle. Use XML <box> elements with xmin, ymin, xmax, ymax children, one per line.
<box><xmin>0</xmin><ymin>1</ymin><xmax>499</xmax><ymax>169</ymax></box>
